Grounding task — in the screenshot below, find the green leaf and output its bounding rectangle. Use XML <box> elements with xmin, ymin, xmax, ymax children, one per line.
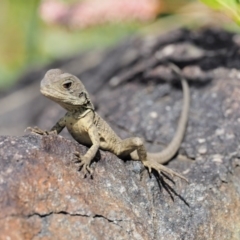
<box><xmin>200</xmin><ymin>0</ymin><xmax>222</xmax><ymax>9</ymax></box>
<box><xmin>200</xmin><ymin>0</ymin><xmax>240</xmax><ymax>25</ymax></box>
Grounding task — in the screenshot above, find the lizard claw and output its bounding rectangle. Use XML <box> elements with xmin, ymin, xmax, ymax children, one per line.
<box><xmin>82</xmin><ymin>164</ymin><xmax>93</xmax><ymax>177</ymax></box>
<box><xmin>74</xmin><ymin>151</ymin><xmax>81</xmax><ymax>158</ymax></box>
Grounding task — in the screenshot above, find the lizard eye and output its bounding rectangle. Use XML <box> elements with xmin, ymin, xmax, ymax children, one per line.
<box><xmin>63</xmin><ymin>81</ymin><xmax>72</xmax><ymax>89</ymax></box>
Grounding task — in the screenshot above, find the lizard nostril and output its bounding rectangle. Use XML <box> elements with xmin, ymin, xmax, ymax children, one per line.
<box><xmin>79</xmin><ymin>92</ymin><xmax>85</xmax><ymax>98</ymax></box>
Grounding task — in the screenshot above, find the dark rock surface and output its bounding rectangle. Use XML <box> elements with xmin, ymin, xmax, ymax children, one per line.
<box><xmin>1</xmin><ymin>28</ymin><xmax>240</xmax><ymax>239</ymax></box>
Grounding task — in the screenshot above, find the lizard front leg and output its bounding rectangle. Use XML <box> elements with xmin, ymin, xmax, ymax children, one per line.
<box><xmin>26</xmin><ymin>116</ymin><xmax>66</xmax><ymax>135</ymax></box>
<box><xmin>117</xmin><ymin>137</ymin><xmax>187</xmax><ymax>181</ymax></box>
<box><xmin>74</xmin><ymin>124</ymin><xmax>100</xmax><ymax>177</ymax></box>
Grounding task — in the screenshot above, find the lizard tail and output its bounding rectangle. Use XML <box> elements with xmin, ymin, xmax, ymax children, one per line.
<box><xmin>147</xmin><ymin>63</ymin><xmax>190</xmax><ymax>164</ymax></box>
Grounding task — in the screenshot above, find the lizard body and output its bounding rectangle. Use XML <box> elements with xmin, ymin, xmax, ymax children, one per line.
<box><xmin>29</xmin><ymin>65</ymin><xmax>189</xmax><ymax>180</ymax></box>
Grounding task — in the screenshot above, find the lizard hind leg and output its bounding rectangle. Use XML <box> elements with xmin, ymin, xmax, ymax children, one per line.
<box><xmin>117</xmin><ymin>137</ymin><xmax>188</xmax><ymax>182</ymax></box>
<box><xmin>116</xmin><ymin>137</ymin><xmax>147</xmax><ymax>160</ymax></box>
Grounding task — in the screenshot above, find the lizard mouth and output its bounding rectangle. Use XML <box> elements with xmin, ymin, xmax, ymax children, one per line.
<box><xmin>40</xmin><ymin>87</ymin><xmax>63</xmax><ymax>97</ymax></box>
<box><xmin>40</xmin><ymin>87</ymin><xmax>85</xmax><ymax>106</ymax></box>
<box><xmin>40</xmin><ymin>88</ymin><xmax>66</xmax><ymax>103</ymax></box>
<box><xmin>40</xmin><ymin>88</ymin><xmax>54</xmax><ymax>98</ymax></box>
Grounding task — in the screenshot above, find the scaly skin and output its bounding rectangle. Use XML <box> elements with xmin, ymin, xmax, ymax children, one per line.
<box><xmin>27</xmin><ymin>65</ymin><xmax>190</xmax><ymax>181</ymax></box>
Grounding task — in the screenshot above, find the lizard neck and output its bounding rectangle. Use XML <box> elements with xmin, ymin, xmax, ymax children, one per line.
<box><xmin>73</xmin><ymin>108</ymin><xmax>93</xmax><ymax>119</ymax></box>
<box><xmin>62</xmin><ymin>100</ymin><xmax>95</xmax><ymax>119</ymax></box>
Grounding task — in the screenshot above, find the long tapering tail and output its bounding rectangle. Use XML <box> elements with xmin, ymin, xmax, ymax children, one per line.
<box><xmin>147</xmin><ymin>63</ymin><xmax>190</xmax><ymax>164</ymax></box>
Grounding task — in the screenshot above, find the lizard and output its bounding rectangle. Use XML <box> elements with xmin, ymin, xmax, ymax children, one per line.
<box><xmin>27</xmin><ymin>63</ymin><xmax>190</xmax><ymax>181</ymax></box>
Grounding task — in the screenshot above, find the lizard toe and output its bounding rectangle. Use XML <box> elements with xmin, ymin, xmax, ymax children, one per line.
<box><xmin>158</xmin><ymin>164</ymin><xmax>188</xmax><ymax>182</ymax></box>
<box><xmin>144</xmin><ymin>160</ymin><xmax>188</xmax><ymax>182</ymax></box>
<box><xmin>86</xmin><ymin>165</ymin><xmax>92</xmax><ymax>173</ymax></box>
<box><xmin>81</xmin><ymin>164</ymin><xmax>93</xmax><ymax>178</ymax></box>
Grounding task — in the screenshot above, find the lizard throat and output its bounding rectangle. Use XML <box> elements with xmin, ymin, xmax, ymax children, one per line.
<box><xmin>59</xmin><ymin>99</ymin><xmax>94</xmax><ymax>112</ymax></box>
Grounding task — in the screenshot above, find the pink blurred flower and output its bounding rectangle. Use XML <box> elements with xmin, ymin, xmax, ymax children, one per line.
<box><xmin>40</xmin><ymin>0</ymin><xmax>68</xmax><ymax>24</ymax></box>
<box><xmin>39</xmin><ymin>0</ymin><xmax>159</xmax><ymax>29</ymax></box>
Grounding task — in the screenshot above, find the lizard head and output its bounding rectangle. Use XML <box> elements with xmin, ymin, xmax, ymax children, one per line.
<box><xmin>40</xmin><ymin>69</ymin><xmax>94</xmax><ymax>111</ymax></box>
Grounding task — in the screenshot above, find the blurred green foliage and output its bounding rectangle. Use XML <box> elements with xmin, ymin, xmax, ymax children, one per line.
<box><xmin>1</xmin><ymin>0</ymin><xmax>238</xmax><ymax>90</ymax></box>
<box><xmin>0</xmin><ymin>0</ymin><xmax>144</xmax><ymax>90</ymax></box>
<box><xmin>200</xmin><ymin>0</ymin><xmax>240</xmax><ymax>24</ymax></box>
<box><xmin>0</xmin><ymin>0</ymin><xmax>41</xmax><ymax>88</ymax></box>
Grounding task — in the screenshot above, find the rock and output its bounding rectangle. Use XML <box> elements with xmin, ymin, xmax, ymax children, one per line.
<box><xmin>0</xmin><ymin>134</ymin><xmax>152</xmax><ymax>240</ymax></box>
<box><xmin>0</xmin><ymin>133</ymin><xmax>240</xmax><ymax>239</ymax></box>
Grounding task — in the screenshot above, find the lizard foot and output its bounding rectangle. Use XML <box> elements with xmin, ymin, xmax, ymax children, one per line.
<box><xmin>26</xmin><ymin>126</ymin><xmax>57</xmax><ymax>135</ymax></box>
<box><xmin>73</xmin><ymin>151</ymin><xmax>93</xmax><ymax>178</ymax></box>
<box><xmin>143</xmin><ymin>160</ymin><xmax>188</xmax><ymax>182</ymax></box>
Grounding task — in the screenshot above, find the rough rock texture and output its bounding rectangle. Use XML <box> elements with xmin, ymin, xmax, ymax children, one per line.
<box><xmin>1</xmin><ymin>28</ymin><xmax>240</xmax><ymax>239</ymax></box>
